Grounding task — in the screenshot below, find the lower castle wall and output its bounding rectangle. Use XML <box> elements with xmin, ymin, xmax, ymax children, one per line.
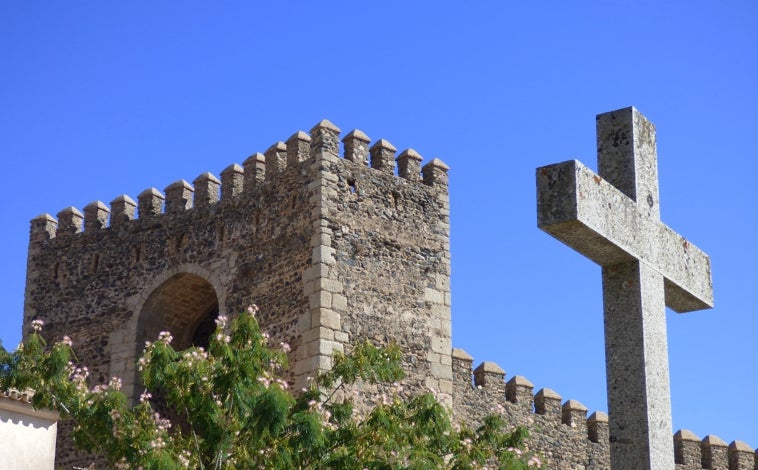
<box><xmin>452</xmin><ymin>349</ymin><xmax>757</xmax><ymax>470</ymax></box>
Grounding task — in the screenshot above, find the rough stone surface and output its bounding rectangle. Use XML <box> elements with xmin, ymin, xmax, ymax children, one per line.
<box><xmin>674</xmin><ymin>429</ymin><xmax>702</xmax><ymax>467</ymax></box>
<box><xmin>24</xmin><ymin>120</ymin><xmax>452</xmax><ymax>468</ymax></box>
<box><xmin>538</xmin><ymin>107</ymin><xmax>714</xmax><ymax>470</ymax></box>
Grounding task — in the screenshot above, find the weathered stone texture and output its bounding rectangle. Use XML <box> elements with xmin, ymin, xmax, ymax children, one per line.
<box><xmin>24</xmin><ymin>120</ymin><xmax>455</xmax><ymax>468</ymax></box>
<box><xmin>538</xmin><ymin>107</ymin><xmax>715</xmax><ymax>470</ymax></box>
<box><xmin>452</xmin><ymin>351</ymin><xmax>611</xmax><ymax>469</ymax></box>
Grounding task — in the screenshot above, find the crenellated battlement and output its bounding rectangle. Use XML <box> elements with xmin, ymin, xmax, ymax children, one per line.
<box><xmin>452</xmin><ymin>347</ymin><xmax>609</xmax><ymax>467</ymax></box>
<box><xmin>29</xmin><ymin>120</ymin><xmax>449</xmax><ymax>242</ymax></box>
<box><xmin>452</xmin><ymin>348</ymin><xmax>757</xmax><ymax>469</ymax></box>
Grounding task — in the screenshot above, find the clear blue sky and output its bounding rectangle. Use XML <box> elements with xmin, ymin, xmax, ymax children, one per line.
<box><xmin>3</xmin><ymin>1</ymin><xmax>756</xmax><ymax>448</ymax></box>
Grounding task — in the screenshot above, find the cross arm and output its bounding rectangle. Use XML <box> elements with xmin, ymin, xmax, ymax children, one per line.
<box><xmin>537</xmin><ymin>160</ymin><xmax>713</xmax><ymax>313</ymax></box>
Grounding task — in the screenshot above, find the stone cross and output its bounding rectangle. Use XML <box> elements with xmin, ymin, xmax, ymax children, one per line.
<box><xmin>536</xmin><ymin>107</ymin><xmax>713</xmax><ymax>469</ymax></box>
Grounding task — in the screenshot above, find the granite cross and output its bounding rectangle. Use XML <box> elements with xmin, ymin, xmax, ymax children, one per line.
<box><xmin>536</xmin><ymin>107</ymin><xmax>713</xmax><ymax>469</ymax></box>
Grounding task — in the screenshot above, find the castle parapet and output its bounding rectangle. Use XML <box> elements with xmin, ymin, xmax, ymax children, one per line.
<box><xmin>674</xmin><ymin>429</ymin><xmax>701</xmax><ymax>467</ymax></box>
<box><xmin>264</xmin><ymin>142</ymin><xmax>287</xmax><ymax>177</ymax></box>
<box><xmin>535</xmin><ymin>387</ymin><xmax>562</xmax><ymax>418</ymax></box>
<box><xmin>473</xmin><ymin>361</ymin><xmax>505</xmax><ymax>397</ymax></box>
<box><xmin>369</xmin><ymin>139</ymin><xmax>396</xmax><ymax>174</ymax></box>
<box><xmin>505</xmin><ymin>375</ymin><xmax>534</xmax><ymax>411</ymax></box>
<box><xmin>243</xmin><ymin>153</ymin><xmax>265</xmax><ymax>190</ymax></box>
<box><xmin>286</xmin><ymin>131</ymin><xmax>312</xmax><ymax>165</ymax></box>
<box><xmin>220</xmin><ymin>164</ymin><xmax>244</xmax><ymax>201</ymax></box>
<box><xmin>342</xmin><ymin>129</ymin><xmax>371</xmax><ymax>165</ymax></box>
<box><xmin>110</xmin><ymin>195</ymin><xmax>136</xmax><ymax>226</ymax></box>
<box><xmin>702</xmin><ymin>435</ymin><xmax>728</xmax><ymax>468</ymax></box>
<box><xmin>669</xmin><ymin>433</ymin><xmax>758</xmax><ymax>470</ymax></box>
<box><xmin>83</xmin><ymin>201</ymin><xmax>110</xmax><ymax>232</ymax></box>
<box><xmin>397</xmin><ymin>148</ymin><xmax>423</xmax><ymax>182</ymax></box>
<box><xmin>164</xmin><ymin>180</ymin><xmax>193</xmax><ymax>213</ymax></box>
<box><xmin>193</xmin><ymin>173</ymin><xmax>220</xmax><ymax>208</ymax></box>
<box><xmin>562</xmin><ymin>399</ymin><xmax>588</xmax><ymax>432</ymax></box>
<box><xmin>31</xmin><ymin>119</ymin><xmax>449</xmax><ymax>241</ymax></box>
<box><xmin>56</xmin><ymin>207</ymin><xmax>83</xmax><ymax>236</ymax></box>
<box><xmin>728</xmin><ymin>441</ymin><xmax>754</xmax><ymax>469</ymax></box>
<box><xmin>587</xmin><ymin>411</ymin><xmax>608</xmax><ymax>443</ymax></box>
<box><xmin>452</xmin><ymin>349</ymin><xmax>613</xmax><ymax>467</ymax></box>
<box><xmin>138</xmin><ymin>188</ymin><xmax>165</xmax><ymax>218</ymax></box>
<box><xmin>309</xmin><ymin>119</ymin><xmax>341</xmax><ymax>157</ymax></box>
<box><xmin>422</xmin><ymin>158</ymin><xmax>450</xmax><ymax>187</ymax></box>
<box><xmin>30</xmin><ymin>214</ymin><xmax>57</xmax><ymax>242</ymax></box>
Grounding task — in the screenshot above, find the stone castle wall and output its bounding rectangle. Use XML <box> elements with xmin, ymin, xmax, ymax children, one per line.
<box><xmin>22</xmin><ymin>121</ymin><xmax>756</xmax><ymax>469</ymax></box>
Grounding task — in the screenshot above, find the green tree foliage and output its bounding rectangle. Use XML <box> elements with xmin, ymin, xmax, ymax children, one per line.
<box><xmin>0</xmin><ymin>311</ymin><xmax>543</xmax><ymax>469</ymax></box>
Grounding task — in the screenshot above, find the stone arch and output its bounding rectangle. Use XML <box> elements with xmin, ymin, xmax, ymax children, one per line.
<box><xmin>112</xmin><ymin>264</ymin><xmax>227</xmax><ymax>402</ymax></box>
<box><xmin>136</xmin><ymin>272</ymin><xmax>219</xmax><ymax>352</ymax></box>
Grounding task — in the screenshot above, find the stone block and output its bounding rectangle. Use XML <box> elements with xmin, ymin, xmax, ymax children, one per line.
<box><xmin>728</xmin><ymin>441</ymin><xmax>754</xmax><ymax>470</ymax></box>
<box><xmin>29</xmin><ymin>213</ymin><xmax>57</xmax><ymax>242</ymax></box>
<box><xmin>422</xmin><ymin>158</ymin><xmax>450</xmax><ymax>187</ymax></box>
<box><xmin>300</xmin><ymin>326</ymin><xmax>334</xmax><ymax>344</ymax></box>
<box><xmin>311</xmin><ymin>308</ymin><xmax>340</xmax><ymax>330</ymax></box>
<box><xmin>369</xmin><ymin>139</ymin><xmax>396</xmax><ymax>174</ymax></box>
<box><xmin>312</xmin><ymin>245</ymin><xmax>336</xmax><ymax>265</ymax></box>
<box><xmin>83</xmin><ymin>201</ymin><xmax>110</xmax><ymax>232</ymax></box>
<box><xmin>220</xmin><ymin>163</ymin><xmax>244</xmax><ymax>200</ymax></box>
<box><xmin>423</xmin><ymin>287</ymin><xmax>443</xmax><ymax>304</ymax></box>
<box><xmin>109</xmin><ymin>195</ymin><xmax>136</xmax><ymax>227</ymax></box>
<box><xmin>56</xmin><ymin>206</ymin><xmax>83</xmax><ymax>236</ymax></box>
<box><xmin>192</xmin><ymin>172</ymin><xmax>220</xmax><ymax>208</ymax></box>
<box><xmin>243</xmin><ymin>153</ymin><xmax>266</xmax><ymax>189</ymax></box>
<box><xmin>342</xmin><ymin>129</ymin><xmax>371</xmax><ymax>165</ymax></box>
<box><xmin>137</xmin><ymin>187</ymin><xmax>164</xmax><ymax>217</ymax></box>
<box><xmin>286</xmin><ymin>130</ymin><xmax>312</xmax><ymax>165</ymax></box>
<box><xmin>331</xmin><ymin>293</ymin><xmax>347</xmax><ymax>310</ymax></box>
<box><xmin>535</xmin><ymin>388</ymin><xmax>562</xmax><ymax>416</ymax></box>
<box><xmin>588</xmin><ymin>412</ymin><xmax>609</xmax><ymax>444</ymax></box>
<box><xmin>309</xmin><ymin>291</ymin><xmax>331</xmax><ymax>309</ymax></box>
<box><xmin>397</xmin><ymin>148</ymin><xmax>423</xmax><ymax>182</ymax></box>
<box><xmin>264</xmin><ymin>141</ymin><xmax>287</xmax><ymax>176</ymax></box>
<box><xmin>702</xmin><ymin>435</ymin><xmax>728</xmax><ymax>469</ymax></box>
<box><xmin>164</xmin><ymin>180</ymin><xmax>194</xmax><ymax>213</ymax></box>
<box><xmin>506</xmin><ymin>375</ymin><xmax>534</xmax><ymax>410</ymax></box>
<box><xmin>473</xmin><ymin>361</ymin><xmax>505</xmax><ymax>392</ymax></box>
<box><xmin>562</xmin><ymin>399</ymin><xmax>588</xmax><ymax>429</ymax></box>
<box><xmin>674</xmin><ymin>429</ymin><xmax>701</xmax><ymax>466</ymax></box>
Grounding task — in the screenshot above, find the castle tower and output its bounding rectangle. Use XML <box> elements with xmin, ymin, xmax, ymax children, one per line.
<box><xmin>22</xmin><ymin>121</ymin><xmax>452</xmax><ymax>467</ymax></box>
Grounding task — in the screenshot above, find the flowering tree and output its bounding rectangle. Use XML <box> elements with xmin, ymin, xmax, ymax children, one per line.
<box><xmin>0</xmin><ymin>309</ymin><xmax>542</xmax><ymax>469</ymax></box>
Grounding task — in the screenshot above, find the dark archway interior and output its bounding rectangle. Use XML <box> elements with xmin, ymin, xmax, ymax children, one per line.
<box><xmin>137</xmin><ymin>272</ymin><xmax>219</xmax><ymax>354</ymax></box>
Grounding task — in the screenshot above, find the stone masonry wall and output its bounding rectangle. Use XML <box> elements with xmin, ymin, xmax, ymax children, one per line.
<box><xmin>25</xmin><ymin>140</ymin><xmax>317</xmax><ymax>467</ymax></box>
<box><xmin>318</xmin><ymin>135</ymin><xmax>452</xmax><ymax>404</ymax></box>
<box><xmin>23</xmin><ymin>120</ymin><xmax>453</xmax><ymax>468</ymax></box>
<box><xmin>453</xmin><ymin>349</ymin><xmax>758</xmax><ymax>470</ymax></box>
<box><xmin>22</xmin><ymin>120</ymin><xmax>756</xmax><ymax>469</ymax></box>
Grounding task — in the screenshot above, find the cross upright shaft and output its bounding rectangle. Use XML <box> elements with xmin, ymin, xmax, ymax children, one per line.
<box><xmin>536</xmin><ymin>107</ymin><xmax>713</xmax><ymax>469</ymax></box>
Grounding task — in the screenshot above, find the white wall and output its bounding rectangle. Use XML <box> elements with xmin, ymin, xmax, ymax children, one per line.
<box><xmin>0</xmin><ymin>394</ymin><xmax>58</xmax><ymax>470</ymax></box>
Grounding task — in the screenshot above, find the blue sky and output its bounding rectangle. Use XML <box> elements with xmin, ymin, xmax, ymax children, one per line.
<box><xmin>2</xmin><ymin>1</ymin><xmax>756</xmax><ymax>448</ymax></box>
